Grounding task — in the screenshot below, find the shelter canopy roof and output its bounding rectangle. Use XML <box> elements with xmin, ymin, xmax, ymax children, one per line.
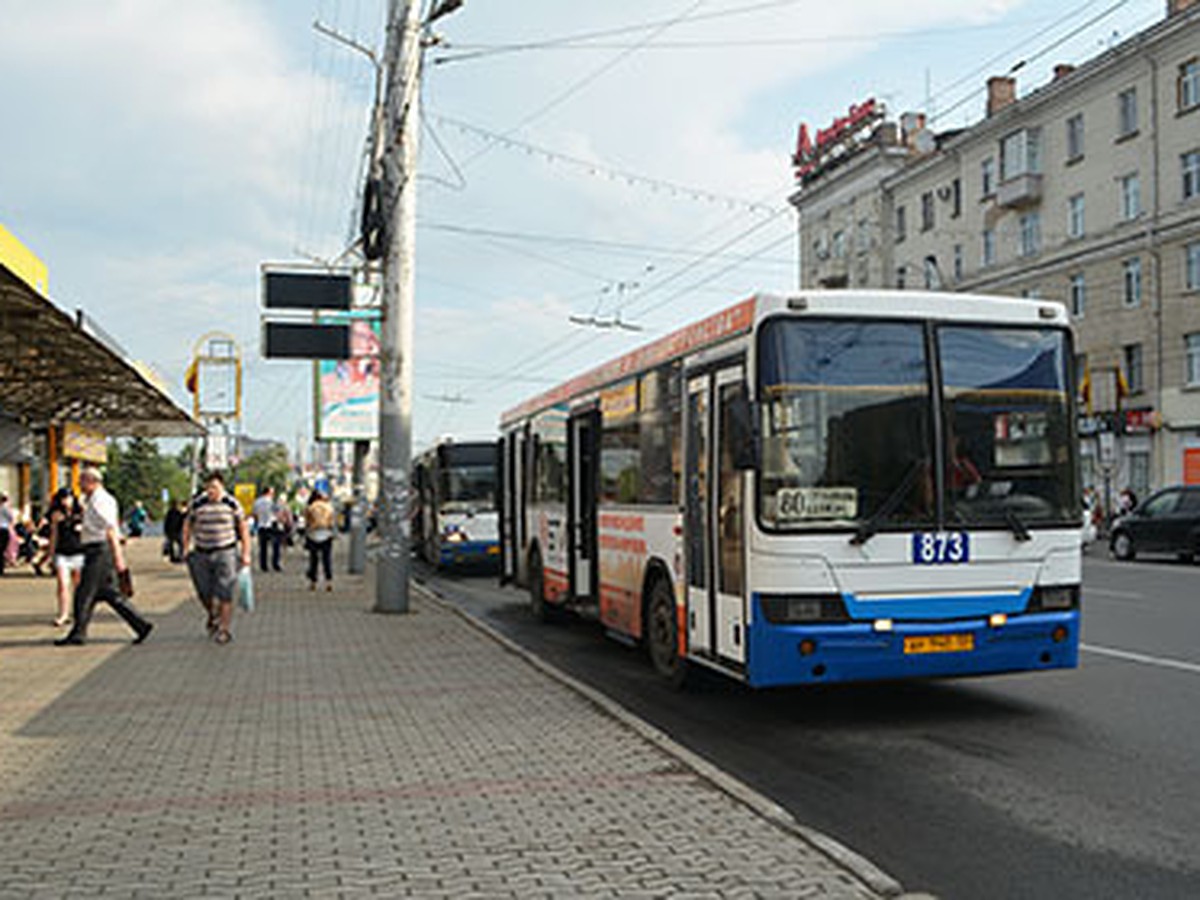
<box><xmin>0</xmin><ymin>264</ymin><xmax>201</xmax><ymax>437</ymax></box>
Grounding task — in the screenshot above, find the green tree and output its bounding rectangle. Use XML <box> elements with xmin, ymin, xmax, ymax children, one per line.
<box><xmin>231</xmin><ymin>444</ymin><xmax>291</xmax><ymax>495</ymax></box>
<box><xmin>105</xmin><ymin>437</ymin><xmax>192</xmax><ymax>520</ymax></box>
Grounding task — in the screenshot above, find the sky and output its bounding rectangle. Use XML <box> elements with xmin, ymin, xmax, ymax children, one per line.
<box><xmin>0</xmin><ymin>0</ymin><xmax>1167</xmax><ymax>460</ymax></box>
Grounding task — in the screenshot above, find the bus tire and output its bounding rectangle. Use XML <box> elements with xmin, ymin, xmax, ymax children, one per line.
<box><xmin>646</xmin><ymin>576</ymin><xmax>690</xmax><ymax>689</ymax></box>
<box><xmin>528</xmin><ymin>547</ymin><xmax>555</xmax><ymax>622</ymax></box>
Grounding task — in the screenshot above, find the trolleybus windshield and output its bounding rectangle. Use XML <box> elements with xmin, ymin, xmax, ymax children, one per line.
<box><xmin>438</xmin><ymin>445</ymin><xmax>498</xmax><ymax>513</ymax></box>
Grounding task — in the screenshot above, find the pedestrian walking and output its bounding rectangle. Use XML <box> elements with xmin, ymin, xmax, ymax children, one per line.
<box><xmin>183</xmin><ymin>472</ymin><xmax>250</xmax><ymax>645</ymax></box>
<box><xmin>304</xmin><ymin>490</ymin><xmax>336</xmax><ymax>591</ymax></box>
<box><xmin>163</xmin><ymin>498</ymin><xmax>185</xmax><ymax>563</ymax></box>
<box><xmin>126</xmin><ymin>500</ymin><xmax>147</xmax><ymax>538</ymax></box>
<box><xmin>46</xmin><ymin>487</ymin><xmax>84</xmax><ymax>627</ymax></box>
<box><xmin>54</xmin><ymin>467</ymin><xmax>153</xmax><ymax>646</ymax></box>
<box><xmin>0</xmin><ymin>492</ymin><xmax>13</xmax><ymax>576</ymax></box>
<box><xmin>251</xmin><ymin>486</ymin><xmax>282</xmax><ymax>573</ymax></box>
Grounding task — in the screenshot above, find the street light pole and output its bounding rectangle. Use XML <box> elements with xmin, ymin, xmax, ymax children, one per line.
<box><xmin>374</xmin><ymin>0</ymin><xmax>423</xmax><ymax>613</ymax></box>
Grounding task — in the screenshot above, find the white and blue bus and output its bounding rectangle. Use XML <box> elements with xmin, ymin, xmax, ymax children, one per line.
<box><xmin>499</xmin><ymin>291</ymin><xmax>1082</xmax><ymax>688</ymax></box>
<box><xmin>412</xmin><ymin>440</ymin><xmax>500</xmax><ymax>570</ymax></box>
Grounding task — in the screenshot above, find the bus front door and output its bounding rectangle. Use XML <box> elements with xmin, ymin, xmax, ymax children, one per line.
<box><xmin>568</xmin><ymin>409</ymin><xmax>600</xmax><ymax>604</ymax></box>
<box><xmin>685</xmin><ymin>365</ymin><xmax>748</xmax><ymax>666</ymax></box>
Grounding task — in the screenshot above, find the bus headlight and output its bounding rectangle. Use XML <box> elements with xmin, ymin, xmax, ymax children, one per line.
<box><xmin>759</xmin><ymin>594</ymin><xmax>848</xmax><ymax>624</ymax></box>
<box><xmin>443</xmin><ymin>528</ymin><xmax>467</xmax><ymax>543</ymax></box>
<box><xmin>1028</xmin><ymin>585</ymin><xmax>1080</xmax><ymax>612</ymax></box>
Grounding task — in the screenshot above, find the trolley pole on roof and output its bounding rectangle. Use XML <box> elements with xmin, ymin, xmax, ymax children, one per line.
<box><xmin>373</xmin><ymin>0</ymin><xmax>422</xmax><ymax>613</ymax></box>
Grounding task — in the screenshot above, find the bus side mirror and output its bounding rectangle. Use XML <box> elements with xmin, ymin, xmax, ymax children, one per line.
<box><xmin>727</xmin><ymin>386</ymin><xmax>758</xmax><ymax>471</ymax></box>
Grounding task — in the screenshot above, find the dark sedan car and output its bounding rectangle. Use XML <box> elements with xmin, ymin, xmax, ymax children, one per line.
<box><xmin>1110</xmin><ymin>485</ymin><xmax>1200</xmax><ymax>561</ymax></box>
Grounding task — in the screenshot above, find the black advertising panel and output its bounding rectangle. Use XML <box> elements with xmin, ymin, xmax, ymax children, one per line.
<box><xmin>263</xmin><ymin>271</ymin><xmax>352</xmax><ymax>310</ymax></box>
<box><xmin>263</xmin><ymin>322</ymin><xmax>351</xmax><ymax>359</ymax></box>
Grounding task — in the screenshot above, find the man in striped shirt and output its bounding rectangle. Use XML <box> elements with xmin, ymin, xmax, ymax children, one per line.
<box><xmin>183</xmin><ymin>471</ymin><xmax>251</xmax><ymax>644</ymax></box>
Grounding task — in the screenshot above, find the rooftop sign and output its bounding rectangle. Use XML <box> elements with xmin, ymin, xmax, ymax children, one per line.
<box><xmin>792</xmin><ymin>98</ymin><xmax>883</xmax><ymax>184</ymax></box>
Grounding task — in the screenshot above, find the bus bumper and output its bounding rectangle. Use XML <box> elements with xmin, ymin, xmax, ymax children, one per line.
<box><xmin>438</xmin><ymin>541</ymin><xmax>500</xmax><ymax>567</ymax></box>
<box><xmin>744</xmin><ymin>608</ymin><xmax>1080</xmax><ymax>689</ymax></box>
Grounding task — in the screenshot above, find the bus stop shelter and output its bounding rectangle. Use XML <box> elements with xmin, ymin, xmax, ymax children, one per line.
<box><xmin>0</xmin><ymin>263</ymin><xmax>201</xmax><ymax>437</ymax></box>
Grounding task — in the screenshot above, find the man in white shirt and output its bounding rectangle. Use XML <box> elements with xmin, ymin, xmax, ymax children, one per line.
<box><xmin>251</xmin><ymin>486</ymin><xmax>281</xmax><ymax>573</ymax></box>
<box><xmin>55</xmin><ymin>466</ymin><xmax>153</xmax><ymax>646</ymax></box>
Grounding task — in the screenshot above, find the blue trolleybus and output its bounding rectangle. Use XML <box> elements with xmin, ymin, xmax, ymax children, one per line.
<box><xmin>412</xmin><ymin>439</ymin><xmax>500</xmax><ymax>570</ymax></box>
<box><xmin>498</xmin><ymin>291</ymin><xmax>1082</xmax><ymax>688</ymax></box>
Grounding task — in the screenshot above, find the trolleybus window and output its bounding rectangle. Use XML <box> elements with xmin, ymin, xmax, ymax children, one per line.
<box><xmin>438</xmin><ymin>445</ymin><xmax>498</xmax><ymax>513</ymax></box>
<box><xmin>758</xmin><ymin>320</ymin><xmax>933</xmax><ymax>530</ymax></box>
<box><xmin>938</xmin><ymin>325</ymin><xmax>1078</xmax><ymax>526</ymax></box>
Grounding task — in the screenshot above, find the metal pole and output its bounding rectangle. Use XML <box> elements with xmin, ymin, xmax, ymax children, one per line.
<box><xmin>348</xmin><ymin>439</ymin><xmax>369</xmax><ymax>574</ymax></box>
<box><xmin>374</xmin><ymin>0</ymin><xmax>422</xmax><ymax>613</ymax></box>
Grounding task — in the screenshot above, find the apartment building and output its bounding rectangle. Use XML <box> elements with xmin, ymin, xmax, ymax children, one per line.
<box><xmin>791</xmin><ymin>0</ymin><xmax>1200</xmax><ymax>496</ymax></box>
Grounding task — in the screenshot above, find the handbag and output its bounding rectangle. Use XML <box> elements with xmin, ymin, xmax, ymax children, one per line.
<box><xmin>117</xmin><ymin>567</ymin><xmax>134</xmax><ymax>598</ymax></box>
<box><xmin>236</xmin><ymin>566</ymin><xmax>255</xmax><ymax>612</ymax></box>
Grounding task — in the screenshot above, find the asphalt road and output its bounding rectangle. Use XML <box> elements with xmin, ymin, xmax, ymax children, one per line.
<box><xmin>419</xmin><ymin>553</ymin><xmax>1200</xmax><ymax>900</ymax></box>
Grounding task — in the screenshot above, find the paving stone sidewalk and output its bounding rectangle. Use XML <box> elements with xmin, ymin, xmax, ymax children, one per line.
<box><xmin>0</xmin><ymin>540</ymin><xmax>905</xmax><ymax>898</ymax></box>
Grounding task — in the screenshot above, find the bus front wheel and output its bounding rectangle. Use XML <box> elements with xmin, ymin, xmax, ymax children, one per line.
<box><xmin>646</xmin><ymin>578</ymin><xmax>690</xmax><ymax>689</ymax></box>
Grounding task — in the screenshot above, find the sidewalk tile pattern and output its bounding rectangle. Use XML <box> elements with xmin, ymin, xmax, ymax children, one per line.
<box><xmin>0</xmin><ymin>542</ymin><xmax>885</xmax><ymax>898</ymax></box>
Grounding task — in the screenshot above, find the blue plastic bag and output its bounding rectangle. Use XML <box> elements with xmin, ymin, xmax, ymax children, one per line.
<box><xmin>236</xmin><ymin>567</ymin><xmax>255</xmax><ymax>612</ymax></box>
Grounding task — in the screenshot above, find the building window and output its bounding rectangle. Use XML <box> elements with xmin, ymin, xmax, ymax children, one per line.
<box><xmin>832</xmin><ymin>230</ymin><xmax>846</xmax><ymax>260</ymax></box>
<box><xmin>1068</xmin><ymin>193</ymin><xmax>1086</xmax><ymax>239</ymax></box>
<box><xmin>982</xmin><ymin>229</ymin><xmax>996</xmax><ymax>267</ymax></box>
<box><xmin>1124</xmin><ymin>343</ymin><xmax>1143</xmax><ymax>394</ymax></box>
<box><xmin>921</xmin><ymin>192</ymin><xmax>934</xmax><ymax>231</ymax></box>
<box><xmin>1123</xmin><ymin>257</ymin><xmax>1143</xmax><ymax>307</ymax></box>
<box><xmin>981</xmin><ymin>156</ymin><xmax>995</xmax><ymax>197</ymax></box>
<box><xmin>1019</xmin><ymin>211</ymin><xmax>1041</xmax><ymax>257</ymax></box>
<box><xmin>924</xmin><ymin>257</ymin><xmax>940</xmax><ymax>290</ymax></box>
<box><xmin>1180</xmin><ymin>59</ymin><xmax>1199</xmax><ymax>112</ymax></box>
<box><xmin>1128</xmin><ymin>451</ymin><xmax>1150</xmax><ymax>498</ymax></box>
<box><xmin>1069</xmin><ymin>273</ymin><xmax>1086</xmax><ymax>317</ymax></box>
<box><xmin>1000</xmin><ymin>127</ymin><xmax>1042</xmax><ymax>181</ymax></box>
<box><xmin>951</xmin><ymin>178</ymin><xmax>962</xmax><ymax>218</ymax></box>
<box><xmin>1187</xmin><ymin>241</ymin><xmax>1200</xmax><ymax>291</ymax></box>
<box><xmin>896</xmin><ymin>265</ymin><xmax>907</xmax><ymax>289</ymax></box>
<box><xmin>856</xmin><ymin>219</ymin><xmax>870</xmax><ymax>253</ymax></box>
<box><xmin>1118</xmin><ymin>86</ymin><xmax>1138</xmax><ymax>138</ymax></box>
<box><xmin>1120</xmin><ymin>172</ymin><xmax>1141</xmax><ymax>220</ymax></box>
<box><xmin>1183</xmin><ymin>150</ymin><xmax>1200</xmax><ymax>200</ymax></box>
<box><xmin>953</xmin><ymin>244</ymin><xmax>963</xmax><ymax>282</ymax></box>
<box><xmin>1066</xmin><ymin>113</ymin><xmax>1085</xmax><ymax>161</ymax></box>
<box><xmin>1187</xmin><ymin>333</ymin><xmax>1200</xmax><ymax>386</ymax></box>
<box><xmin>895</xmin><ymin>205</ymin><xmax>906</xmax><ymax>243</ymax></box>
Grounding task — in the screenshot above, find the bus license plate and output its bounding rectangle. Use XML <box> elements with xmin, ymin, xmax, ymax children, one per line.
<box><xmin>904</xmin><ymin>634</ymin><xmax>975</xmax><ymax>655</ymax></box>
<box><xmin>912</xmin><ymin>531</ymin><xmax>970</xmax><ymax>565</ymax></box>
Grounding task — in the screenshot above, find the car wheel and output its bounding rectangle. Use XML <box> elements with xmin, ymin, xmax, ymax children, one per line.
<box><xmin>646</xmin><ymin>577</ymin><xmax>691</xmax><ymax>689</ymax></box>
<box><xmin>1111</xmin><ymin>531</ymin><xmax>1135</xmax><ymax>561</ymax></box>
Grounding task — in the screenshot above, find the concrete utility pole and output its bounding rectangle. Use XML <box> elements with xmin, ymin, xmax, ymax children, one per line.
<box><xmin>374</xmin><ymin>0</ymin><xmax>423</xmax><ymax>613</ymax></box>
<box><xmin>374</xmin><ymin>0</ymin><xmax>461</xmax><ymax>611</ymax></box>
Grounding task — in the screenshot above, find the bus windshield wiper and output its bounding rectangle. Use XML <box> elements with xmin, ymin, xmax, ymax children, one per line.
<box><xmin>851</xmin><ymin>460</ymin><xmax>925</xmax><ymax>546</ymax></box>
<box><xmin>1003</xmin><ymin>506</ymin><xmax>1032</xmax><ymax>542</ymax></box>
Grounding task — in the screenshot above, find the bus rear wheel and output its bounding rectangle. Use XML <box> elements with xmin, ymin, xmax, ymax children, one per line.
<box><xmin>646</xmin><ymin>578</ymin><xmax>690</xmax><ymax>688</ymax></box>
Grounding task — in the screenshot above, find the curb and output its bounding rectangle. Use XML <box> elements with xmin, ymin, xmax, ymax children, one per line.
<box><xmin>413</xmin><ymin>579</ymin><xmax>915</xmax><ymax>900</ymax></box>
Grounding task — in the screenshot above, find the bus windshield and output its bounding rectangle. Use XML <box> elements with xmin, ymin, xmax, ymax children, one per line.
<box><xmin>438</xmin><ymin>445</ymin><xmax>498</xmax><ymax>512</ymax></box>
<box><xmin>757</xmin><ymin>318</ymin><xmax>1078</xmax><ymax>532</ymax></box>
<box><xmin>938</xmin><ymin>325</ymin><xmax>1078</xmax><ymax>526</ymax></box>
<box><xmin>758</xmin><ymin>320</ymin><xmax>934</xmax><ymax>531</ymax></box>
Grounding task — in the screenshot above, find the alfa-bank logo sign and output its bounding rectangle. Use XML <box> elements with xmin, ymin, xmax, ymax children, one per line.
<box><xmin>792</xmin><ymin>97</ymin><xmax>883</xmax><ymax>183</ymax></box>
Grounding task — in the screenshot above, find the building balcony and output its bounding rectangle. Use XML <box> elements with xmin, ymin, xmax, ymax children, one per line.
<box><xmin>996</xmin><ymin>173</ymin><xmax>1043</xmax><ymax>209</ymax></box>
